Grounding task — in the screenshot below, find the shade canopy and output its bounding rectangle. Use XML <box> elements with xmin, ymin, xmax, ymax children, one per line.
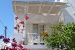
<box><xmin>12</xmin><ymin>1</ymin><xmax>67</xmax><ymax>15</ymax></box>
<box><xmin>12</xmin><ymin>1</ymin><xmax>68</xmax><ymax>24</ymax></box>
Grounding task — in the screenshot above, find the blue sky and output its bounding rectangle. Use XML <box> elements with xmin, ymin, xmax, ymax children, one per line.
<box><xmin>0</xmin><ymin>0</ymin><xmax>14</xmax><ymax>38</ymax></box>
<box><xmin>0</xmin><ymin>0</ymin><xmax>60</xmax><ymax>38</ymax></box>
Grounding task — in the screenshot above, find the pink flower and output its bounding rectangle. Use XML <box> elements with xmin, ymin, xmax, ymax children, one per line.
<box><xmin>11</xmin><ymin>43</ymin><xmax>17</xmax><ymax>47</ymax></box>
<box><xmin>19</xmin><ymin>21</ymin><xmax>24</xmax><ymax>24</ymax></box>
<box><xmin>15</xmin><ymin>16</ymin><xmax>18</xmax><ymax>20</ymax></box>
<box><xmin>3</xmin><ymin>38</ymin><xmax>10</xmax><ymax>43</ymax></box>
<box><xmin>17</xmin><ymin>44</ymin><xmax>23</xmax><ymax>49</ymax></box>
<box><xmin>0</xmin><ymin>35</ymin><xmax>4</xmax><ymax>39</ymax></box>
<box><xmin>14</xmin><ymin>26</ymin><xmax>18</xmax><ymax>30</ymax></box>
<box><xmin>12</xmin><ymin>38</ymin><xmax>16</xmax><ymax>42</ymax></box>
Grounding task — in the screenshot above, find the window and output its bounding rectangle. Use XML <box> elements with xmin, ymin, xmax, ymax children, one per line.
<box><xmin>33</xmin><ymin>24</ymin><xmax>38</xmax><ymax>34</ymax></box>
<box><xmin>39</xmin><ymin>24</ymin><xmax>45</xmax><ymax>33</ymax></box>
<box><xmin>33</xmin><ymin>24</ymin><xmax>45</xmax><ymax>35</ymax></box>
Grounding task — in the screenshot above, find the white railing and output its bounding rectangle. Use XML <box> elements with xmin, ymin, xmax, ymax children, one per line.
<box><xmin>27</xmin><ymin>33</ymin><xmax>44</xmax><ymax>45</ymax></box>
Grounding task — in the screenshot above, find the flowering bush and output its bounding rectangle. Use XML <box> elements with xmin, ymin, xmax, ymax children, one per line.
<box><xmin>3</xmin><ymin>38</ymin><xmax>10</xmax><ymax>44</ymax></box>
<box><xmin>0</xmin><ymin>35</ymin><xmax>30</xmax><ymax>50</ymax></box>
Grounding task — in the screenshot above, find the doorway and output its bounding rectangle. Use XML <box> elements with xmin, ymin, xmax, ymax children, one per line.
<box><xmin>33</xmin><ymin>24</ymin><xmax>45</xmax><ymax>40</ymax></box>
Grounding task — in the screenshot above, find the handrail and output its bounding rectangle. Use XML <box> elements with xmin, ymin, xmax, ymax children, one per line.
<box><xmin>27</xmin><ymin>33</ymin><xmax>45</xmax><ymax>45</ymax></box>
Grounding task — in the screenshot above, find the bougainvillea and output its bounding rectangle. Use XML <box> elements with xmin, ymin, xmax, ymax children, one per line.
<box><xmin>14</xmin><ymin>26</ymin><xmax>18</xmax><ymax>30</ymax></box>
<box><xmin>17</xmin><ymin>43</ymin><xmax>23</xmax><ymax>49</ymax></box>
<box><xmin>25</xmin><ymin>15</ymin><xmax>29</xmax><ymax>20</ymax></box>
<box><xmin>11</xmin><ymin>42</ymin><xmax>17</xmax><ymax>47</ymax></box>
<box><xmin>0</xmin><ymin>35</ymin><xmax>4</xmax><ymax>39</ymax></box>
<box><xmin>14</xmin><ymin>15</ymin><xmax>29</xmax><ymax>33</ymax></box>
<box><xmin>15</xmin><ymin>16</ymin><xmax>18</xmax><ymax>20</ymax></box>
<box><xmin>19</xmin><ymin>21</ymin><xmax>24</xmax><ymax>24</ymax></box>
<box><xmin>0</xmin><ymin>36</ymin><xmax>29</xmax><ymax>50</ymax></box>
<box><xmin>3</xmin><ymin>38</ymin><xmax>10</xmax><ymax>44</ymax></box>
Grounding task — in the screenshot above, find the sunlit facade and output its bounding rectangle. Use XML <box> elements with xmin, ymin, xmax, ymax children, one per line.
<box><xmin>12</xmin><ymin>0</ymin><xmax>68</xmax><ymax>49</ymax></box>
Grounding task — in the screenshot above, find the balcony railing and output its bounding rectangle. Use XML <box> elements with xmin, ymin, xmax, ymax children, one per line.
<box><xmin>27</xmin><ymin>33</ymin><xmax>44</xmax><ymax>45</ymax></box>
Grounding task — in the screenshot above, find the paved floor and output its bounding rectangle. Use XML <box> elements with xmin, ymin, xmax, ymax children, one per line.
<box><xmin>30</xmin><ymin>49</ymin><xmax>46</xmax><ymax>50</ymax></box>
<box><xmin>24</xmin><ymin>45</ymin><xmax>47</xmax><ymax>50</ymax></box>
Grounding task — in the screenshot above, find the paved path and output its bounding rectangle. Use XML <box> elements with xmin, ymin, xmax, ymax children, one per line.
<box><xmin>24</xmin><ymin>45</ymin><xmax>47</xmax><ymax>50</ymax></box>
<box><xmin>30</xmin><ymin>49</ymin><xmax>46</xmax><ymax>50</ymax></box>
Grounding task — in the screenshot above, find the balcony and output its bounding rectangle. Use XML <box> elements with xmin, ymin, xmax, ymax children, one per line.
<box><xmin>27</xmin><ymin>33</ymin><xmax>45</xmax><ymax>45</ymax></box>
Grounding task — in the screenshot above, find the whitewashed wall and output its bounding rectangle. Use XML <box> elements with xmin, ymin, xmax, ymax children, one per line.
<box><xmin>63</xmin><ymin>0</ymin><xmax>75</xmax><ymax>23</ymax></box>
<box><xmin>16</xmin><ymin>14</ymin><xmax>59</xmax><ymax>33</ymax></box>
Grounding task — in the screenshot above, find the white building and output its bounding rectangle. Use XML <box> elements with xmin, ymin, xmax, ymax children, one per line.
<box><xmin>63</xmin><ymin>0</ymin><xmax>75</xmax><ymax>23</ymax></box>
<box><xmin>12</xmin><ymin>0</ymin><xmax>68</xmax><ymax>50</ymax></box>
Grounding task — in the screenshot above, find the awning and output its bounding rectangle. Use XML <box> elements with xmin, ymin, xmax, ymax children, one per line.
<box><xmin>12</xmin><ymin>1</ymin><xmax>68</xmax><ymax>15</ymax></box>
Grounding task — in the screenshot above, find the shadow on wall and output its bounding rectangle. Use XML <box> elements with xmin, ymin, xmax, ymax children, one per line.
<box><xmin>63</xmin><ymin>9</ymin><xmax>75</xmax><ymax>24</ymax></box>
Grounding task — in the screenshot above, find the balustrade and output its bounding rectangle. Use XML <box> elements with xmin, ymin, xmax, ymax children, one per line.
<box><xmin>27</xmin><ymin>33</ymin><xmax>44</xmax><ymax>45</ymax></box>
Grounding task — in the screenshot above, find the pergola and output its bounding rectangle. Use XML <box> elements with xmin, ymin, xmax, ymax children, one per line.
<box><xmin>12</xmin><ymin>1</ymin><xmax>68</xmax><ymax>15</ymax></box>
